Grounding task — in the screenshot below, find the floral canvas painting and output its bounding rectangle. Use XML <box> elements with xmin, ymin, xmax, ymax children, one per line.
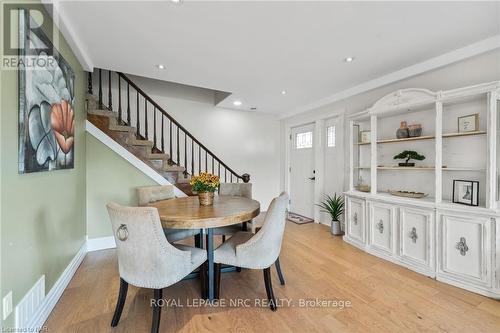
<box><xmin>18</xmin><ymin>11</ymin><xmax>75</xmax><ymax>174</ymax></box>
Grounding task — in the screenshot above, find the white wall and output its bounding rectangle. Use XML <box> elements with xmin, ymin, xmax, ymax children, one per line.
<box><xmin>95</xmin><ymin>74</ymin><xmax>281</xmax><ymax>208</ymax></box>
<box><xmin>280</xmin><ymin>49</ymin><xmax>500</xmax><ymax>223</ymax></box>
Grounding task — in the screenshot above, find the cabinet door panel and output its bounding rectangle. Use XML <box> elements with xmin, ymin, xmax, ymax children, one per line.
<box><xmin>400</xmin><ymin>207</ymin><xmax>433</xmax><ymax>268</ymax></box>
<box><xmin>369</xmin><ymin>202</ymin><xmax>394</xmax><ymax>254</ymax></box>
<box><xmin>439</xmin><ymin>214</ymin><xmax>491</xmax><ymax>286</ymax></box>
<box><xmin>347</xmin><ymin>197</ymin><xmax>365</xmax><ymax>244</ymax></box>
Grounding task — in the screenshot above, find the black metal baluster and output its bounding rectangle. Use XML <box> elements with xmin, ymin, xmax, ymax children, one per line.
<box><xmin>153</xmin><ymin>107</ymin><xmax>157</xmax><ymax>150</ymax></box>
<box><xmin>108</xmin><ymin>70</ymin><xmax>112</xmax><ymax>110</ymax></box>
<box><xmin>98</xmin><ymin>69</ymin><xmax>103</xmax><ymax>108</ymax></box>
<box><xmin>169</xmin><ymin>121</ymin><xmax>173</xmax><ymax>164</ymax></box>
<box><xmin>218</xmin><ymin>161</ymin><xmax>220</xmax><ymax>177</ymax></box>
<box><xmin>199</xmin><ymin>146</ymin><xmax>201</xmax><ymax>175</ymax></box>
<box><xmin>231</xmin><ymin>173</ymin><xmax>233</xmax><ymax>182</ymax></box>
<box><xmin>161</xmin><ymin>116</ymin><xmax>165</xmax><ymax>152</ymax></box>
<box><xmin>184</xmin><ymin>133</ymin><xmax>187</xmax><ymax>171</ymax></box>
<box><xmin>136</xmin><ymin>91</ymin><xmax>140</xmax><ymax>137</ymax></box>
<box><xmin>118</xmin><ymin>75</ymin><xmax>122</xmax><ymax>124</ymax></box>
<box><xmin>225</xmin><ymin>169</ymin><xmax>227</xmax><ymax>182</ymax></box>
<box><xmin>175</xmin><ymin>126</ymin><xmax>179</xmax><ymax>165</ymax></box>
<box><xmin>205</xmin><ymin>151</ymin><xmax>208</xmax><ymax>172</ymax></box>
<box><xmin>126</xmin><ymin>83</ymin><xmax>131</xmax><ymax>125</ymax></box>
<box><xmin>87</xmin><ymin>72</ymin><xmax>93</xmax><ymax>95</ymax></box>
<box><xmin>212</xmin><ymin>156</ymin><xmax>214</xmax><ymax>174</ymax></box>
<box><xmin>145</xmin><ymin>99</ymin><xmax>148</xmax><ymax>140</ymax></box>
<box><xmin>191</xmin><ymin>139</ymin><xmax>194</xmax><ymax>175</ymax></box>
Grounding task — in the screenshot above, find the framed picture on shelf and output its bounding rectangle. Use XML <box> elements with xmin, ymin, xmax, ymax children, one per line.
<box><xmin>359</xmin><ymin>130</ymin><xmax>371</xmax><ymax>143</ymax></box>
<box><xmin>457</xmin><ymin>114</ymin><xmax>479</xmax><ymax>133</ymax></box>
<box><xmin>452</xmin><ymin>180</ymin><xmax>479</xmax><ymax>206</ymax></box>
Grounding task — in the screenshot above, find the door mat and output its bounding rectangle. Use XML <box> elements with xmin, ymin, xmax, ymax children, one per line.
<box><xmin>287</xmin><ymin>212</ymin><xmax>314</xmax><ymax>225</ymax></box>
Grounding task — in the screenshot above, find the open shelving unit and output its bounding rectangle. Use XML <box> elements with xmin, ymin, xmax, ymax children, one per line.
<box><xmin>348</xmin><ymin>82</ymin><xmax>500</xmax><ymax>210</ymax></box>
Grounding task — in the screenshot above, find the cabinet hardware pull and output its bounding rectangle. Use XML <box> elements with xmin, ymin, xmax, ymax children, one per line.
<box><xmin>116</xmin><ymin>224</ymin><xmax>129</xmax><ymax>241</ymax></box>
<box><xmin>353</xmin><ymin>213</ymin><xmax>358</xmax><ymax>225</ymax></box>
<box><xmin>409</xmin><ymin>227</ymin><xmax>418</xmax><ymax>243</ymax></box>
<box><xmin>376</xmin><ymin>219</ymin><xmax>384</xmax><ymax>233</ymax></box>
<box><xmin>456</xmin><ymin>237</ymin><xmax>469</xmax><ymax>256</ymax></box>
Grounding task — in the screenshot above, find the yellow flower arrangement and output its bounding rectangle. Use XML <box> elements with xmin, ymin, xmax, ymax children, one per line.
<box><xmin>189</xmin><ymin>172</ymin><xmax>220</xmax><ymax>193</ymax></box>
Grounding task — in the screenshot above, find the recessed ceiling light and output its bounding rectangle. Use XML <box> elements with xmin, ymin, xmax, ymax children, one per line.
<box><xmin>171</xmin><ymin>0</ymin><xmax>183</xmax><ymax>3</ymax></box>
<box><xmin>344</xmin><ymin>57</ymin><xmax>355</xmax><ymax>63</ymax></box>
<box><xmin>281</xmin><ymin>90</ymin><xmax>287</xmax><ymax>95</ymax></box>
<box><xmin>233</xmin><ymin>100</ymin><xmax>242</xmax><ymax>106</ymax></box>
<box><xmin>156</xmin><ymin>64</ymin><xmax>166</xmax><ymax>69</ymax></box>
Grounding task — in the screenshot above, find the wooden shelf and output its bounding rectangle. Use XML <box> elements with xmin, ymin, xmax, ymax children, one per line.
<box><xmin>355</xmin><ymin>166</ymin><xmax>485</xmax><ymax>171</ymax></box>
<box><xmin>357</xmin><ymin>130</ymin><xmax>486</xmax><ymax>145</ymax></box>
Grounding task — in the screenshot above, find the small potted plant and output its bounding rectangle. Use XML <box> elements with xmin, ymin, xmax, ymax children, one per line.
<box><xmin>189</xmin><ymin>172</ymin><xmax>220</xmax><ymax>206</ymax></box>
<box><xmin>316</xmin><ymin>193</ymin><xmax>344</xmax><ymax>235</ymax></box>
<box><xmin>393</xmin><ymin>150</ymin><xmax>425</xmax><ymax>167</ymax></box>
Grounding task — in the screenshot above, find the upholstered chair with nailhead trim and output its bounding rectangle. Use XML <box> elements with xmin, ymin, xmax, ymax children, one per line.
<box><xmin>107</xmin><ymin>202</ymin><xmax>207</xmax><ymax>333</ymax></box>
<box><xmin>137</xmin><ymin>185</ymin><xmax>201</xmax><ymax>245</ymax></box>
<box><xmin>213</xmin><ymin>193</ymin><xmax>288</xmax><ymax>311</ymax></box>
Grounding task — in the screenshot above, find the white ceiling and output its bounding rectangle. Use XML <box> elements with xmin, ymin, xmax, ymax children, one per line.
<box><xmin>57</xmin><ymin>1</ymin><xmax>500</xmax><ymax>116</ymax></box>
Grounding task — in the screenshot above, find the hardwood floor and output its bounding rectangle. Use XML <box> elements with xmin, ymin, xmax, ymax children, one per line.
<box><xmin>44</xmin><ymin>223</ymin><xmax>500</xmax><ymax>333</ymax></box>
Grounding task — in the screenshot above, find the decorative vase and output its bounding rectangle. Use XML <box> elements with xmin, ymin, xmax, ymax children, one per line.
<box><xmin>396</xmin><ymin>121</ymin><xmax>409</xmax><ymax>139</ymax></box>
<box><xmin>408</xmin><ymin>124</ymin><xmax>422</xmax><ymax>137</ymax></box>
<box><xmin>198</xmin><ymin>192</ymin><xmax>214</xmax><ymax>206</ymax></box>
<box><xmin>331</xmin><ymin>220</ymin><xmax>342</xmax><ymax>235</ymax></box>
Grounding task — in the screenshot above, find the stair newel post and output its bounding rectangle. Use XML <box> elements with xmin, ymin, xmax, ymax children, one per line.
<box><xmin>191</xmin><ymin>138</ymin><xmax>194</xmax><ymax>176</ymax></box>
<box><xmin>98</xmin><ymin>69</ymin><xmax>103</xmax><ymax>109</ymax></box>
<box><xmin>87</xmin><ymin>72</ymin><xmax>93</xmax><ymax>95</ymax></box>
<box><xmin>117</xmin><ymin>75</ymin><xmax>122</xmax><ymax>124</ymax></box>
<box><xmin>177</xmin><ymin>126</ymin><xmax>180</xmax><ymax>165</ymax></box>
<box><xmin>108</xmin><ymin>70</ymin><xmax>112</xmax><ymax>110</ymax></box>
<box><xmin>161</xmin><ymin>116</ymin><xmax>165</xmax><ymax>152</ymax></box>
<box><xmin>136</xmin><ymin>91</ymin><xmax>140</xmax><ymax>137</ymax></box>
<box><xmin>169</xmin><ymin>121</ymin><xmax>173</xmax><ymax>164</ymax></box>
<box><xmin>145</xmin><ymin>99</ymin><xmax>148</xmax><ymax>140</ymax></box>
<box><xmin>126</xmin><ymin>83</ymin><xmax>131</xmax><ymax>125</ymax></box>
<box><xmin>153</xmin><ymin>107</ymin><xmax>157</xmax><ymax>150</ymax></box>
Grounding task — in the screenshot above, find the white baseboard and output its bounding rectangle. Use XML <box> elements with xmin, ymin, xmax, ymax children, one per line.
<box><xmin>86</xmin><ymin>236</ymin><xmax>116</xmax><ymax>252</ymax></box>
<box><xmin>18</xmin><ymin>243</ymin><xmax>86</xmax><ymax>332</ymax></box>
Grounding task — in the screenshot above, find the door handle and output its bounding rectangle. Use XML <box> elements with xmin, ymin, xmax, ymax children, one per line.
<box><xmin>308</xmin><ymin>177</ymin><xmax>316</xmax><ymax>180</ymax></box>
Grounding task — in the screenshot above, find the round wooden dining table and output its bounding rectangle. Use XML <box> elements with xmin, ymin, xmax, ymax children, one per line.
<box><xmin>149</xmin><ymin>195</ymin><xmax>260</xmax><ymax>301</ymax></box>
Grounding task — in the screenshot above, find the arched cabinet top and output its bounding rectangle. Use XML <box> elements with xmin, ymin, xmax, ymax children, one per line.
<box><xmin>368</xmin><ymin>88</ymin><xmax>437</xmax><ymax>115</ymax></box>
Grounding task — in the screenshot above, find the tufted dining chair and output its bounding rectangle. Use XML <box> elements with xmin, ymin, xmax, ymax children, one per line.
<box><xmin>137</xmin><ymin>185</ymin><xmax>201</xmax><ymax>245</ymax></box>
<box><xmin>213</xmin><ymin>192</ymin><xmax>289</xmax><ymax>311</ymax></box>
<box><xmin>107</xmin><ymin>203</ymin><xmax>207</xmax><ymax>333</ymax></box>
<box><xmin>213</xmin><ymin>183</ymin><xmax>253</xmax><ymax>239</ymax></box>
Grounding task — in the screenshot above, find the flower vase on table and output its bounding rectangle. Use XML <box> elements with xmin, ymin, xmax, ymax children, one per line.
<box><xmin>190</xmin><ymin>172</ymin><xmax>220</xmax><ymax>206</ymax></box>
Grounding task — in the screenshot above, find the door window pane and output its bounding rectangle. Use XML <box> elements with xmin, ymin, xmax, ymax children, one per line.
<box><xmin>296</xmin><ymin>131</ymin><xmax>313</xmax><ymax>149</ymax></box>
<box><xmin>327</xmin><ymin>126</ymin><xmax>336</xmax><ymax>147</ymax></box>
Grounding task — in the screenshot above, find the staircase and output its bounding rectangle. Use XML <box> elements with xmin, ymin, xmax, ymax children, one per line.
<box><xmin>85</xmin><ymin>69</ymin><xmax>250</xmax><ymax>196</ymax></box>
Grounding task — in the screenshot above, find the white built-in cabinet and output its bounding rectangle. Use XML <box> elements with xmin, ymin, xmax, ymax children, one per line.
<box><xmin>344</xmin><ymin>81</ymin><xmax>500</xmax><ymax>298</ymax></box>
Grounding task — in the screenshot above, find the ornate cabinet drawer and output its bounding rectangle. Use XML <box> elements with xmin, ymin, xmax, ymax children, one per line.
<box><xmin>368</xmin><ymin>201</ymin><xmax>395</xmax><ymax>255</ymax></box>
<box><xmin>345</xmin><ymin>197</ymin><xmax>366</xmax><ymax>247</ymax></box>
<box><xmin>399</xmin><ymin>207</ymin><xmax>434</xmax><ymax>275</ymax></box>
<box><xmin>437</xmin><ymin>213</ymin><xmax>492</xmax><ymax>287</ymax></box>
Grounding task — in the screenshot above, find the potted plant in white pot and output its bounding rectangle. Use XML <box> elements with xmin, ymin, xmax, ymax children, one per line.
<box><xmin>317</xmin><ymin>193</ymin><xmax>344</xmax><ymax>235</ymax></box>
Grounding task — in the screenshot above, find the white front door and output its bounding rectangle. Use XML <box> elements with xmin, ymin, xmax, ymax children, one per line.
<box><xmin>290</xmin><ymin>124</ymin><xmax>315</xmax><ymax>219</ymax></box>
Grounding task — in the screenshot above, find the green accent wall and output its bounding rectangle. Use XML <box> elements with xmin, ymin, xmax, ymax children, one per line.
<box><xmin>85</xmin><ymin>133</ymin><xmax>156</xmax><ymax>239</ymax></box>
<box><xmin>0</xmin><ymin>3</ymin><xmax>86</xmax><ymax>328</ymax></box>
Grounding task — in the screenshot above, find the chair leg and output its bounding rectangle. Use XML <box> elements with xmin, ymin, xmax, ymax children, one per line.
<box><xmin>200</xmin><ymin>262</ymin><xmax>207</xmax><ymax>299</ymax></box>
<box><xmin>222</xmin><ymin>235</ymin><xmax>226</xmax><ymax>242</ymax></box>
<box><xmin>194</xmin><ymin>233</ymin><xmax>201</xmax><ymax>248</ymax></box>
<box><xmin>263</xmin><ymin>268</ymin><xmax>277</xmax><ymax>311</ymax></box>
<box><xmin>275</xmin><ymin>257</ymin><xmax>285</xmax><ymax>285</ymax></box>
<box><xmin>151</xmin><ymin>289</ymin><xmax>163</xmax><ymax>333</ymax></box>
<box><xmin>236</xmin><ymin>266</ymin><xmax>242</xmax><ymax>272</ymax></box>
<box><xmin>214</xmin><ymin>263</ymin><xmax>222</xmax><ymax>299</ymax></box>
<box><xmin>111</xmin><ymin>278</ymin><xmax>128</xmax><ymax>327</ymax></box>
